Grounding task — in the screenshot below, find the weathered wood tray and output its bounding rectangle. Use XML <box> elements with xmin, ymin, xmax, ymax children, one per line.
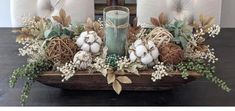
<box><xmin>37</xmin><ymin>71</ymin><xmax>202</xmax><ymax>91</ymax></box>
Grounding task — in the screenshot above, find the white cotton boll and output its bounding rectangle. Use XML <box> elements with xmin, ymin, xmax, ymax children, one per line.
<box><xmin>141</xmin><ymin>53</ymin><xmax>153</xmax><ymax>65</ymax></box>
<box><xmin>89</xmin><ymin>31</ymin><xmax>96</xmax><ymax>35</ymax></box>
<box><xmin>80</xmin><ymin>62</ymin><xmax>86</xmax><ymax>69</ymax></box>
<box><xmin>134</xmin><ymin>39</ymin><xmax>143</xmax><ymax>47</ymax></box>
<box><xmin>129</xmin><ymin>39</ymin><xmax>160</xmax><ymax>65</ymax></box>
<box><xmin>147</xmin><ymin>41</ymin><xmax>155</xmax><ymax>50</ymax></box>
<box><xmin>135</xmin><ymin>45</ymin><xmax>147</xmax><ymax>57</ymax></box>
<box><xmin>73</xmin><ymin>51</ymin><xmax>85</xmax><ymax>62</ymax></box>
<box><xmin>129</xmin><ymin>51</ymin><xmax>137</xmax><ymax>62</ymax></box>
<box><xmin>81</xmin><ymin>43</ymin><xmax>90</xmax><ymax>52</ymax></box>
<box><xmin>128</xmin><ymin>44</ymin><xmax>135</xmax><ymax>54</ymax></box>
<box><xmin>76</xmin><ymin>31</ymin><xmax>103</xmax><ymax>54</ymax></box>
<box><xmin>86</xmin><ymin>34</ymin><xmax>96</xmax><ymax>43</ymax></box>
<box><xmin>148</xmin><ymin>61</ymin><xmax>155</xmax><ymax>67</ymax></box>
<box><xmin>90</xmin><ymin>43</ymin><xmax>100</xmax><ymax>53</ymax></box>
<box><xmin>151</xmin><ymin>47</ymin><xmax>159</xmax><ymax>59</ymax></box>
<box><xmin>73</xmin><ymin>51</ymin><xmax>92</xmax><ymax>70</ymax></box>
<box><xmin>73</xmin><ymin>56</ymin><xmax>81</xmax><ymax>64</ymax></box>
<box><xmin>76</xmin><ymin>36</ymin><xmax>85</xmax><ymax>47</ymax></box>
<box><xmin>80</xmin><ymin>31</ymin><xmax>88</xmax><ymax>37</ymax></box>
<box><xmin>96</xmin><ymin>36</ymin><xmax>102</xmax><ymax>44</ymax></box>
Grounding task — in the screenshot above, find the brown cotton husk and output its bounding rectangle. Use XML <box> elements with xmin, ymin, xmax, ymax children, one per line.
<box><xmin>128</xmin><ymin>17</ymin><xmax>141</xmax><ymax>43</ymax></box>
<box><xmin>84</xmin><ymin>18</ymin><xmax>104</xmax><ymax>39</ymax></box>
<box><xmin>46</xmin><ymin>37</ymin><xmax>78</xmax><ymax>64</ymax></box>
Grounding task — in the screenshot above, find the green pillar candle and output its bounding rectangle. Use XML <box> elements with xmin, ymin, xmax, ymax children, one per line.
<box><xmin>104</xmin><ymin>6</ymin><xmax>129</xmax><ymax>56</ymax></box>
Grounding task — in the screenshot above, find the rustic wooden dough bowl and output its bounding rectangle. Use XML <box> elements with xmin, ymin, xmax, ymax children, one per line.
<box><xmin>37</xmin><ymin>71</ymin><xmax>202</xmax><ymax>91</ymax></box>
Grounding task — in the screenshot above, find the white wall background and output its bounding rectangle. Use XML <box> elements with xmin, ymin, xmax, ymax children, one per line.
<box><xmin>0</xmin><ymin>0</ymin><xmax>11</xmax><ymax>27</ymax></box>
<box><xmin>221</xmin><ymin>0</ymin><xmax>235</xmax><ymax>28</ymax></box>
<box><xmin>0</xmin><ymin>0</ymin><xmax>235</xmax><ymax>28</ymax></box>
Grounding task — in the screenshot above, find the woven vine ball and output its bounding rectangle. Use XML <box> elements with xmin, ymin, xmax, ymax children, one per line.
<box><xmin>147</xmin><ymin>27</ymin><xmax>173</xmax><ymax>48</ymax></box>
<box><xmin>46</xmin><ymin>37</ymin><xmax>78</xmax><ymax>64</ymax></box>
<box><xmin>159</xmin><ymin>43</ymin><xmax>184</xmax><ymax>64</ymax></box>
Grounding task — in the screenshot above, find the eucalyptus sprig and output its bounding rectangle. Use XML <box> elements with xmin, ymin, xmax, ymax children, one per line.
<box><xmin>176</xmin><ymin>59</ymin><xmax>231</xmax><ymax>92</ymax></box>
<box><xmin>9</xmin><ymin>60</ymin><xmax>53</xmax><ymax>105</ymax></box>
<box><xmin>165</xmin><ymin>20</ymin><xmax>193</xmax><ymax>49</ymax></box>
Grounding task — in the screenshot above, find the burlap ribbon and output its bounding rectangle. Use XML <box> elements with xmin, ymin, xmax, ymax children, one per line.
<box><xmin>106</xmin><ymin>19</ymin><xmax>129</xmax><ymax>38</ymax></box>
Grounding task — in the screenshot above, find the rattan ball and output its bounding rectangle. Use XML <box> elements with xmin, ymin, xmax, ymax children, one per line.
<box><xmin>46</xmin><ymin>37</ymin><xmax>78</xmax><ymax>64</ymax></box>
<box><xmin>159</xmin><ymin>43</ymin><xmax>184</xmax><ymax>64</ymax></box>
<box><xmin>147</xmin><ymin>27</ymin><xmax>173</xmax><ymax>48</ymax></box>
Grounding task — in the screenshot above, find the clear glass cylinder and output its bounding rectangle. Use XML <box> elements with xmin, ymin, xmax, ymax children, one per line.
<box><xmin>103</xmin><ymin>6</ymin><xmax>130</xmax><ymax>56</ymax></box>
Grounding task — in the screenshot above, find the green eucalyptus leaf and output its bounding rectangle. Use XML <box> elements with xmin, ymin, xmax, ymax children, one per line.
<box><xmin>175</xmin><ymin>20</ymin><xmax>184</xmax><ymax>28</ymax></box>
<box><xmin>179</xmin><ymin>36</ymin><xmax>188</xmax><ymax>49</ymax></box>
<box><xmin>172</xmin><ymin>37</ymin><xmax>180</xmax><ymax>44</ymax></box>
<box><xmin>70</xmin><ymin>24</ymin><xmax>84</xmax><ymax>36</ymax></box>
<box><xmin>48</xmin><ymin>31</ymin><xmax>59</xmax><ymax>38</ymax></box>
<box><xmin>44</xmin><ymin>29</ymin><xmax>51</xmax><ymax>38</ymax></box>
<box><xmin>44</xmin><ymin>24</ymin><xmax>62</xmax><ymax>38</ymax></box>
<box><xmin>62</xmin><ymin>28</ymin><xmax>74</xmax><ymax>36</ymax></box>
<box><xmin>165</xmin><ymin>24</ymin><xmax>175</xmax><ymax>31</ymax></box>
<box><xmin>52</xmin><ymin>24</ymin><xmax>61</xmax><ymax>32</ymax></box>
<box><xmin>174</xmin><ymin>29</ymin><xmax>179</xmax><ymax>38</ymax></box>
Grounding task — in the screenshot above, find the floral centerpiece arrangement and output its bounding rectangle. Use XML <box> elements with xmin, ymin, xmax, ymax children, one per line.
<box><xmin>10</xmin><ymin>9</ymin><xmax>230</xmax><ymax>105</ymax></box>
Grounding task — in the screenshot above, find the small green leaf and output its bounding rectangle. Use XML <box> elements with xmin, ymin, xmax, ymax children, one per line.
<box><xmin>174</xmin><ymin>28</ymin><xmax>179</xmax><ymax>38</ymax></box>
<box><xmin>44</xmin><ymin>30</ymin><xmax>51</xmax><ymax>38</ymax></box>
<box><xmin>179</xmin><ymin>36</ymin><xmax>188</xmax><ymax>49</ymax></box>
<box><xmin>175</xmin><ymin>20</ymin><xmax>184</xmax><ymax>28</ymax></box>
<box><xmin>62</xmin><ymin>28</ymin><xmax>73</xmax><ymax>36</ymax></box>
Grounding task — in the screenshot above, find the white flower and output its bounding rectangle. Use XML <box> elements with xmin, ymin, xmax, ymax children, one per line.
<box><xmin>151</xmin><ymin>62</ymin><xmax>168</xmax><ymax>82</ymax></box>
<box><xmin>58</xmin><ymin>51</ymin><xmax>92</xmax><ymax>81</ymax></box>
<box><xmin>200</xmin><ymin>46</ymin><xmax>218</xmax><ymax>63</ymax></box>
<box><xmin>208</xmin><ymin>25</ymin><xmax>220</xmax><ymax>38</ymax></box>
<box><xmin>18</xmin><ymin>40</ymin><xmax>46</xmax><ymax>62</ymax></box>
<box><xmin>117</xmin><ymin>56</ymin><xmax>131</xmax><ymax>70</ymax></box>
<box><xmin>90</xmin><ymin>57</ymin><xmax>110</xmax><ymax>77</ymax></box>
<box><xmin>184</xmin><ymin>45</ymin><xmax>218</xmax><ymax>63</ymax></box>
<box><xmin>76</xmin><ymin>31</ymin><xmax>102</xmax><ymax>54</ymax></box>
<box><xmin>58</xmin><ymin>61</ymin><xmax>76</xmax><ymax>82</ymax></box>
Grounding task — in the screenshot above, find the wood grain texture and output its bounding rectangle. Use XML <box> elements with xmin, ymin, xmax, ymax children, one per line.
<box><xmin>37</xmin><ymin>71</ymin><xmax>201</xmax><ymax>90</ymax></box>
<box><xmin>0</xmin><ymin>28</ymin><xmax>234</xmax><ymax>106</ymax></box>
